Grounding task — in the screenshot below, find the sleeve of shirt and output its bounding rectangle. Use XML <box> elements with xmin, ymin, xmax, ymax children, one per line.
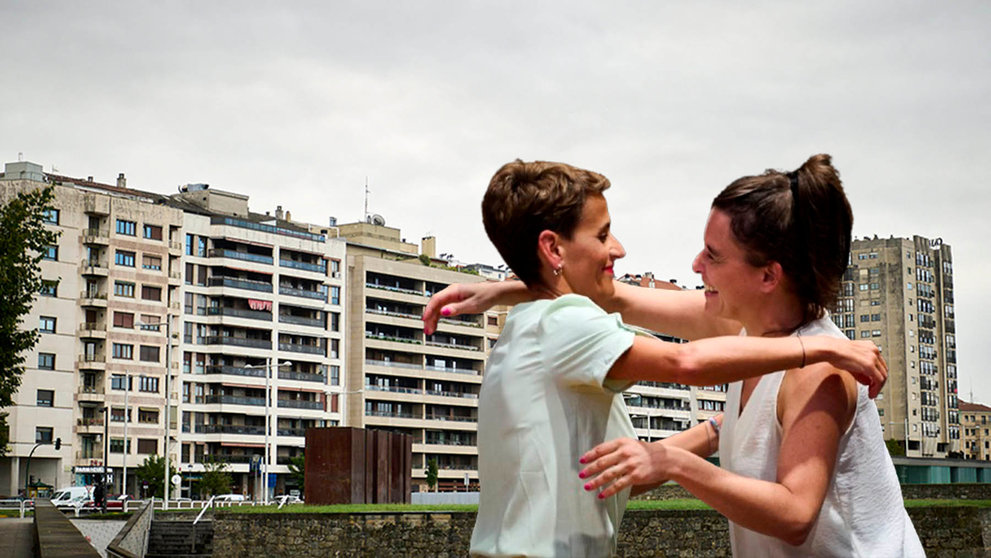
<box><xmin>537</xmin><ymin>294</ymin><xmax>636</xmax><ymax>393</ymax></box>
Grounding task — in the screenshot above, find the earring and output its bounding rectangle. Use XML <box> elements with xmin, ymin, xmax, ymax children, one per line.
<box><xmin>553</xmin><ymin>263</ymin><xmax>563</xmax><ymax>276</ymax></box>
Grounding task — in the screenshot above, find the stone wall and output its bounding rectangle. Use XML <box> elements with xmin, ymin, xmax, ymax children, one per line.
<box><xmin>637</xmin><ymin>482</ymin><xmax>991</xmax><ymax>501</ymax></box>
<box><xmin>213</xmin><ymin>506</ymin><xmax>991</xmax><ymax>557</ymax></box>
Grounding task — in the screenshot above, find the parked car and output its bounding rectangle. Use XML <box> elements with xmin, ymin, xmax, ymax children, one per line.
<box><xmin>214</xmin><ymin>494</ymin><xmax>246</xmax><ymax>503</ymax></box>
<box><xmin>51</xmin><ymin>486</ymin><xmax>93</xmax><ymax>509</ymax></box>
<box><xmin>275</xmin><ymin>494</ymin><xmax>302</xmax><ymax>505</ymax></box>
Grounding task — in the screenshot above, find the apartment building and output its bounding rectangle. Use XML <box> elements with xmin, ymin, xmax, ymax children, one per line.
<box><xmin>959</xmin><ymin>400</ymin><xmax>991</xmax><ymax>461</ymax></box>
<box><xmin>168</xmin><ymin>188</ymin><xmax>346</xmax><ymax>499</ymax></box>
<box><xmin>338</xmin><ymin>221</ymin><xmax>490</xmax><ymax>491</ymax></box>
<box><xmin>616</xmin><ymin>272</ymin><xmax>727</xmax><ymax>441</ymax></box>
<box><xmin>0</xmin><ymin>161</ymin><xmax>183</xmax><ymax>496</ymax></box>
<box><xmin>832</xmin><ymin>235</ymin><xmax>960</xmax><ymax>458</ymax></box>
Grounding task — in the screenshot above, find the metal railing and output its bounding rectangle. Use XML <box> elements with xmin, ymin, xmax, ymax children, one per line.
<box><xmin>279</xmin><ymin>259</ymin><xmax>326</xmax><ymax>273</ymax></box>
<box><xmin>209</xmin><ymin>248</ymin><xmax>274</xmax><ymax>265</ymax></box>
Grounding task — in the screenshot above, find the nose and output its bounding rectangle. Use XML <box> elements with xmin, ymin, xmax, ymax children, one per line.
<box><xmin>691</xmin><ymin>251</ymin><xmax>703</xmax><ymax>274</ymax></box>
<box><xmin>611</xmin><ymin>235</ymin><xmax>626</xmax><ymax>260</ymax></box>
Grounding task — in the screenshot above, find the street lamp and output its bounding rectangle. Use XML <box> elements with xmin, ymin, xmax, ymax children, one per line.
<box><xmin>244</xmin><ymin>359</ymin><xmax>292</xmax><ymax>504</ymax></box>
<box><xmin>123</xmin><ymin>372</ymin><xmax>129</xmax><ymax>497</ymax></box>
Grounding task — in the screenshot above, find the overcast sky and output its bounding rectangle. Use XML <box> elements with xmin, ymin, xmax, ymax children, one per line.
<box><xmin>3</xmin><ymin>2</ymin><xmax>989</xmax><ymax>401</ymax></box>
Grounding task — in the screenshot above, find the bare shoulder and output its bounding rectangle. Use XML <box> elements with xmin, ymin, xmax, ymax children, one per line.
<box><xmin>778</xmin><ymin>363</ymin><xmax>858</xmax><ymax>430</ymax></box>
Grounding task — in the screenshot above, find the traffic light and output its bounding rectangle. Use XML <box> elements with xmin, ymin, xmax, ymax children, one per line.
<box><xmin>54</xmin><ymin>437</ymin><xmax>61</xmax><ymax>450</ymax></box>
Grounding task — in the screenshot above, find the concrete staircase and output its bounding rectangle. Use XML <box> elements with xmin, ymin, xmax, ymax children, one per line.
<box><xmin>146</xmin><ymin>519</ymin><xmax>213</xmax><ymax>558</ymax></box>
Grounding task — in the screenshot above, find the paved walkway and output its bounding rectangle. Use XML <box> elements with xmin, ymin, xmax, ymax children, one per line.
<box><xmin>0</xmin><ymin>518</ymin><xmax>35</xmax><ymax>558</ymax></box>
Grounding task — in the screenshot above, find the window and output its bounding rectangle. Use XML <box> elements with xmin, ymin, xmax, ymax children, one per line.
<box><xmin>143</xmin><ymin>224</ymin><xmax>163</xmax><ymax>240</ymax></box>
<box><xmin>330</xmin><ymin>259</ymin><xmax>341</xmax><ymax>274</ymax></box>
<box><xmin>871</xmin><ymin>314</ymin><xmax>881</xmax><ymax>321</ymax></box>
<box><xmin>116</xmin><ymin>219</ymin><xmax>136</xmax><ymax>236</ymax></box>
<box><xmin>112</xmin><ymin>343</ymin><xmax>134</xmax><ymax>360</ymax></box>
<box><xmin>42</xmin><ymin>208</ymin><xmax>59</xmax><ymax>224</ymax></box>
<box><xmin>139</xmin><ymin>345</ymin><xmax>160</xmax><ymax>362</ymax></box>
<box><xmin>39</xmin><ymin>316</ymin><xmax>56</xmax><ymax>333</ymax></box>
<box><xmin>330</xmin><ymin>339</ymin><xmax>340</xmax><ymax>359</ymax></box>
<box><xmin>38</xmin><ymin>353</ymin><xmax>55</xmax><ymax>370</ymax></box>
<box><xmin>114</xmin><ymin>280</ymin><xmax>135</xmax><ymax>297</ymax></box>
<box><xmin>110</xmin><ymin>438</ymin><xmax>131</xmax><ymax>454</ymax></box>
<box><xmin>140</xmin><ymin>315</ymin><xmax>161</xmax><ymax>331</ymax></box>
<box><xmin>330</xmin><ymin>365</ymin><xmax>340</xmax><ymax>386</ymax></box>
<box><xmin>330</xmin><ymin>286</ymin><xmax>341</xmax><ymax>305</ymax></box>
<box><xmin>139</xmin><ymin>376</ymin><xmax>159</xmax><ymax>393</ymax></box>
<box><xmin>39</xmin><ymin>280</ymin><xmax>58</xmax><ymax>297</ymax></box>
<box><xmin>141</xmin><ymin>285</ymin><xmax>162</xmax><ymax>301</ymax></box>
<box><xmin>37</xmin><ymin>389</ymin><xmax>54</xmax><ymax>407</ymax></box>
<box><xmin>488</xmin><ymin>316</ymin><xmax>499</xmax><ymax>326</ymax></box>
<box><xmin>113</xmin><ymin>312</ymin><xmax>134</xmax><ymax>328</ymax></box>
<box><xmin>142</xmin><ymin>255</ymin><xmax>162</xmax><ymax>270</ymax></box>
<box><xmin>185</xmin><ymin>263</ymin><xmax>194</xmax><ymax>285</ymax></box>
<box><xmin>111</xmin><ymin>407</ymin><xmax>128</xmax><ymax>422</ymax></box>
<box><xmin>330</xmin><ymin>312</ymin><xmax>340</xmax><ymax>332</ymax></box>
<box><xmin>137</xmin><ymin>438</ymin><xmax>157</xmax><ymax>454</ymax></box>
<box><xmin>111</xmin><ymin>374</ymin><xmax>130</xmax><ymax>391</ymax></box>
<box><xmin>138</xmin><ymin>409</ymin><xmax>158</xmax><ymax>424</ymax></box>
<box><xmin>115</xmin><ymin>250</ymin><xmax>135</xmax><ymax>267</ymax></box>
<box><xmin>186</xmin><ymin>233</ymin><xmax>194</xmax><ymax>255</ymax></box>
<box><xmin>197</xmin><ymin>237</ymin><xmax>206</xmax><ymax>257</ymax></box>
<box><xmin>42</xmin><ymin>245</ymin><xmax>58</xmax><ymax>260</ymax></box>
<box><xmin>35</xmin><ymin>426</ymin><xmax>53</xmax><ymax>444</ymax></box>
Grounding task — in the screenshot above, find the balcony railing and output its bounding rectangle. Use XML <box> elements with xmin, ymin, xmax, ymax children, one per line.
<box><xmin>77</xmin><ymin>417</ymin><xmax>105</xmax><ymax>427</ymax></box>
<box><xmin>199</xmin><ymin>336</ymin><xmax>272</xmax><ymax>350</ymax></box>
<box><xmin>208</xmin><ymin>248</ymin><xmax>274</xmax><ymax>265</ymax></box>
<box><xmin>365</xmin><ymin>333</ymin><xmax>422</xmax><ymax>345</ymax></box>
<box><xmin>278</xmin><ymin>286</ymin><xmax>326</xmax><ymax>301</ymax></box>
<box><xmin>367</xmin><ymin>308</ymin><xmax>421</xmax><ymax>321</ymax></box>
<box><xmin>277</xmin><ymin>399</ymin><xmax>323</xmax><ymax>410</ymax></box>
<box><xmin>425</xmin><ymin>389</ymin><xmax>479</xmax><ymax>400</ymax></box>
<box><xmin>278</xmin><ymin>342</ymin><xmax>324</xmax><ymax>355</ymax></box>
<box><xmin>365</xmin><ymin>410</ymin><xmax>419</xmax><ymax>419</ymax></box>
<box><xmin>277</xmin><ymin>428</ymin><xmax>307</xmax><ymax>437</ymax></box>
<box><xmin>203</xmin><ymin>395</ymin><xmax>265</xmax><ymax>406</ymax></box>
<box><xmin>425</xmin><ymin>415</ymin><xmax>477</xmax><ymax>423</ymax></box>
<box><xmin>364</xmin><ymin>359</ymin><xmax>481</xmax><ymax>376</ymax></box>
<box><xmin>425</xmin><ymin>340</ymin><xmax>480</xmax><ymax>351</ymax></box>
<box><xmin>207</xmin><ymin>307</ymin><xmax>273</xmax><ymax>321</ymax></box>
<box><xmin>204</xmin><ymin>365</ymin><xmax>267</xmax><ymax>378</ymax></box>
<box><xmin>208</xmin><ymin>277</ymin><xmax>272</xmax><ymax>292</ymax></box>
<box><xmin>366</xmin><ymin>385</ymin><xmax>422</xmax><ymax>395</ymax></box>
<box><xmin>366</xmin><ymin>283</ymin><xmax>423</xmax><ymax>296</ymax></box>
<box><xmin>278</xmin><ymin>370</ymin><xmax>326</xmax><ymax>383</ymax></box>
<box><xmin>278</xmin><ymin>314</ymin><xmax>324</xmax><ymax>328</ymax></box>
<box><xmin>196</xmin><ymin>424</ymin><xmax>266</xmax><ymax>435</ymax></box>
<box><xmin>210</xmin><ymin>215</ymin><xmax>326</xmax><ymax>243</ymax></box>
<box><xmin>279</xmin><ymin>259</ymin><xmax>326</xmax><ymax>274</ymax></box>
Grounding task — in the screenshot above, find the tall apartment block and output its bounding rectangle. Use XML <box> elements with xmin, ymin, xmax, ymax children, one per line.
<box><xmin>616</xmin><ymin>273</ymin><xmax>728</xmax><ymax>442</ymax></box>
<box><xmin>831</xmin><ymin>236</ymin><xmax>960</xmax><ymax>458</ymax></box>
<box><xmin>1</xmin><ymin>161</ymin><xmax>183</xmax><ymax>496</ymax></box>
<box><xmin>337</xmin><ymin>221</ymin><xmax>490</xmax><ymax>491</ymax></box>
<box><xmin>170</xmin><ymin>187</ymin><xmax>346</xmax><ymax>499</ymax></box>
<box><xmin>959</xmin><ymin>400</ymin><xmax>991</xmax><ymax>461</ymax></box>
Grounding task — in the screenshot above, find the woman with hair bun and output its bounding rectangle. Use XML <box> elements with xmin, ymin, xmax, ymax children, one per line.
<box><xmin>579</xmin><ymin>154</ymin><xmax>924</xmax><ymax>556</ymax></box>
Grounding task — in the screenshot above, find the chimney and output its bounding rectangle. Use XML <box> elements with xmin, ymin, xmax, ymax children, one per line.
<box><xmin>285</xmin><ymin>210</ymin><xmax>292</xmax><ymax>222</ymax></box>
<box><xmin>421</xmin><ymin>236</ymin><xmax>437</xmax><ymax>259</ymax></box>
<box><xmin>117</xmin><ymin>173</ymin><xmax>126</xmax><ymax>188</ymax></box>
<box><xmin>87</xmin><ymin>176</ymin><xmax>94</xmax><ymax>182</ymax></box>
<box><xmin>275</xmin><ymin>205</ymin><xmax>284</xmax><ymax>220</ymax></box>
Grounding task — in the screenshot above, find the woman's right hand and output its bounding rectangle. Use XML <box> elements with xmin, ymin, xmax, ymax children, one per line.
<box><xmin>818</xmin><ymin>338</ymin><xmax>888</xmax><ymax>399</ymax></box>
<box><xmin>422</xmin><ymin>281</ymin><xmax>528</xmax><ymax>334</ymax></box>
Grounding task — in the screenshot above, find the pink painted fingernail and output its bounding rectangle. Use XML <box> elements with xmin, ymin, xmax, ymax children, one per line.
<box><xmin>441</xmin><ymin>307</ymin><xmax>452</xmax><ymax>316</ymax></box>
<box><xmin>579</xmin><ymin>457</ymin><xmax>587</xmax><ymax>464</ymax></box>
<box><xmin>598</xmin><ymin>493</ymin><xmax>606</xmax><ymax>500</ymax></box>
<box><xmin>584</xmin><ymin>483</ymin><xmax>593</xmax><ymax>491</ymax></box>
<box><xmin>578</xmin><ymin>471</ymin><xmax>587</xmax><ymax>479</ymax></box>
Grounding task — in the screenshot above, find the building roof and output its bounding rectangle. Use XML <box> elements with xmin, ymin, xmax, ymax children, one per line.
<box><xmin>959</xmin><ymin>400</ymin><xmax>991</xmax><ymax>413</ymax></box>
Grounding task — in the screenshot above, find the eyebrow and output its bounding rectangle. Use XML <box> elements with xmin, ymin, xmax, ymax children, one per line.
<box><xmin>705</xmin><ymin>243</ymin><xmax>721</xmax><ymax>258</ymax></box>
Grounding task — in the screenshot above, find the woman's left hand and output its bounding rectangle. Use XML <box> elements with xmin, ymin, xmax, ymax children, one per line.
<box><xmin>578</xmin><ymin>438</ymin><xmax>670</xmax><ymax>499</ymax></box>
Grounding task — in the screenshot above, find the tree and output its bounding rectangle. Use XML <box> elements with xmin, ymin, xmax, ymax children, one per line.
<box><xmin>0</xmin><ymin>185</ymin><xmax>58</xmax><ymax>455</ymax></box>
<box><xmin>885</xmin><ymin>438</ymin><xmax>905</xmax><ymax>457</ymax></box>
<box><xmin>135</xmin><ymin>455</ymin><xmax>171</xmax><ymax>498</ymax></box>
<box><xmin>426</xmin><ymin>458</ymin><xmax>439</xmax><ymax>492</ymax></box>
<box><xmin>287</xmin><ymin>455</ymin><xmax>305</xmax><ymax>489</ymax></box>
<box><xmin>200</xmin><ymin>457</ymin><xmax>232</xmax><ymax>497</ymax></box>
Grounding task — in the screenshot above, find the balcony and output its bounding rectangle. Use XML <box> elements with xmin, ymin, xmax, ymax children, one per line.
<box><xmin>367</xmin><ymin>384</ymin><xmax>423</xmax><ymax>396</ymax></box>
<box><xmin>84</xmin><ymin>195</ymin><xmax>110</xmax><ymax>215</ymax></box>
<box><xmin>278</xmin><ymin>342</ymin><xmax>324</xmax><ymax>355</ymax></box>
<box><xmin>278</xmin><ymin>286</ymin><xmax>326</xmax><ymax>301</ymax></box>
<box><xmin>367</xmin><ymin>307</ymin><xmax>421</xmax><ymax>321</ymax></box>
<box><xmin>168</xmin><ymin>240</ymin><xmax>183</xmax><ymax>254</ymax></box>
<box><xmin>425</xmin><ymin>414</ymin><xmax>477</xmax><ymax>423</ymax></box>
<box><xmin>202</xmin><ymin>394</ymin><xmax>265</xmax><ymax>406</ymax></box>
<box><xmin>207</xmin><ymin>307</ymin><xmax>273</xmax><ymax>321</ymax></box>
<box><xmin>208</xmin><ymin>277</ymin><xmax>272</xmax><ymax>293</ymax></box>
<box><xmin>198</xmin><ymin>336</ymin><xmax>272</xmax><ymax>350</ymax></box>
<box><xmin>81</xmin><ymin>258</ymin><xmax>109</xmax><ymax>276</ymax></box>
<box><xmin>425</xmin><ymin>340</ymin><xmax>480</xmax><ymax>352</ymax></box>
<box><xmin>277</xmin><ymin>399</ymin><xmax>323</xmax><ymax>410</ymax></box>
<box><xmin>79</xmin><ymin>291</ymin><xmax>108</xmax><ymax>308</ymax></box>
<box><xmin>278</xmin><ymin>370</ymin><xmax>326</xmax><ymax>383</ymax></box>
<box><xmin>204</xmin><ymin>365</ymin><xmax>266</xmax><ymax>378</ymax></box>
<box><xmin>365</xmin><ymin>332</ymin><xmax>422</xmax><ymax>345</ymax></box>
<box><xmin>78</xmin><ymin>355</ymin><xmax>106</xmax><ymax>370</ymax></box>
<box><xmin>196</xmin><ymin>424</ymin><xmax>266</xmax><ymax>436</ymax></box>
<box><xmin>78</xmin><ymin>322</ymin><xmax>106</xmax><ymax>339</ymax></box>
<box><xmin>279</xmin><ymin>259</ymin><xmax>326</xmax><ymax>274</ymax></box>
<box><xmin>278</xmin><ymin>314</ymin><xmax>324</xmax><ymax>328</ymax></box>
<box><xmin>277</xmin><ymin>428</ymin><xmax>307</xmax><ymax>437</ymax></box>
<box><xmin>82</xmin><ymin>228</ymin><xmax>109</xmax><ymax>245</ymax></box>
<box><xmin>208</xmin><ymin>248</ymin><xmax>274</xmax><ymax>265</ymax></box>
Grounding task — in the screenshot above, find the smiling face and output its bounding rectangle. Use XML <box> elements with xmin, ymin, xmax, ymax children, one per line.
<box><xmin>558</xmin><ymin>193</ymin><xmax>626</xmax><ymax>306</ymax></box>
<box><xmin>691</xmin><ymin>208</ymin><xmax>766</xmax><ymax>323</ymax></box>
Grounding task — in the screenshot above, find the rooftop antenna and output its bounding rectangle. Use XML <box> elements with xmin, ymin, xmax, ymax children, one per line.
<box><xmin>364</xmin><ymin>177</ymin><xmax>370</xmax><ymax>221</ymax></box>
<box><xmin>18</xmin><ymin>152</ymin><xmax>23</xmax><ymax>162</ymax></box>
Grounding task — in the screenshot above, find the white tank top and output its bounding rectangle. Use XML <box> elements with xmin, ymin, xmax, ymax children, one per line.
<box><xmin>720</xmin><ymin>316</ymin><xmax>925</xmax><ymax>557</ymax></box>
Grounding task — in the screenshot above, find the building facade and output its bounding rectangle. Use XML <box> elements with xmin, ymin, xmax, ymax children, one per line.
<box><xmin>959</xmin><ymin>400</ymin><xmax>991</xmax><ymax>461</ymax></box>
<box><xmin>832</xmin><ymin>235</ymin><xmax>960</xmax><ymax>458</ymax></box>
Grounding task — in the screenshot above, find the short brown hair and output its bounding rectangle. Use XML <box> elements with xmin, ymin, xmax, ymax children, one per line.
<box><xmin>712</xmin><ymin>154</ymin><xmax>853</xmax><ymax>328</ymax></box>
<box><xmin>482</xmin><ymin>160</ymin><xmax>611</xmax><ymax>287</ymax></box>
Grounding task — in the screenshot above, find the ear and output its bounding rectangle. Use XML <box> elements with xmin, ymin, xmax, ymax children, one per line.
<box><xmin>537</xmin><ymin>230</ymin><xmax>564</xmax><ymax>271</ymax></box>
<box><xmin>759</xmin><ymin>261</ymin><xmax>784</xmax><ymax>293</ymax></box>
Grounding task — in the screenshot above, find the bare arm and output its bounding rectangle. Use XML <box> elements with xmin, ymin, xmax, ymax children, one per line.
<box><xmin>422</xmin><ymin>281</ymin><xmax>531</xmax><ymax>335</ymax></box>
<box><xmin>583</xmin><ymin>365</ymin><xmax>858</xmax><ymax>546</ymax></box>
<box><xmin>617</xmin><ymin>416</ymin><xmax>722</xmax><ymax>496</ymax></box>
<box><xmin>609</xmin><ymin>334</ymin><xmax>887</xmax><ymax>396</ymax></box>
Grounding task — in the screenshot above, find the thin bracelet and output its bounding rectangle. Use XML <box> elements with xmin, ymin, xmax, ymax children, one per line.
<box><xmin>707</xmin><ymin>416</ymin><xmax>720</xmax><ymax>436</ymax></box>
<box><xmin>797</xmin><ymin>334</ymin><xmax>806</xmax><ymax>369</ymax></box>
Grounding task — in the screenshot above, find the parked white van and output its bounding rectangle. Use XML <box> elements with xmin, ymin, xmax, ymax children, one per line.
<box><xmin>51</xmin><ymin>486</ymin><xmax>93</xmax><ymax>508</ymax></box>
